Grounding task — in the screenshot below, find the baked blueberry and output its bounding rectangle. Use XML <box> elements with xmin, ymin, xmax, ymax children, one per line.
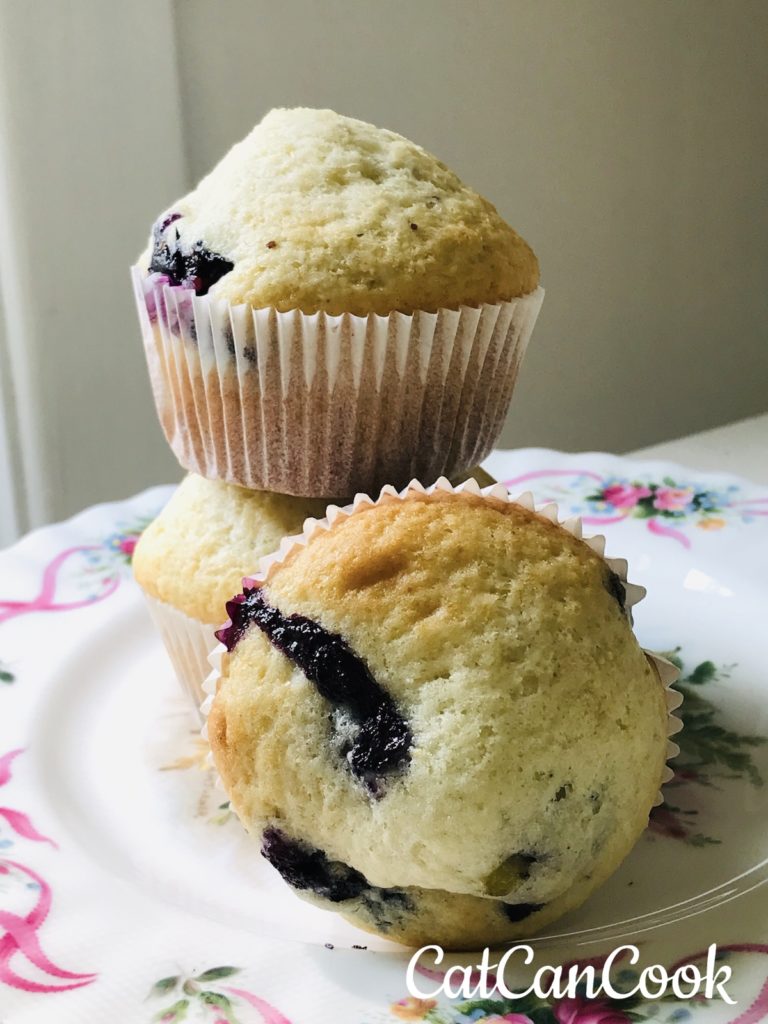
<box><xmin>216</xmin><ymin>587</ymin><xmax>411</xmax><ymax>792</ymax></box>
<box><xmin>605</xmin><ymin>569</ymin><xmax>627</xmax><ymax>613</ymax></box>
<box><xmin>261</xmin><ymin>827</ymin><xmax>369</xmax><ymax>903</ymax></box>
<box><xmin>502</xmin><ymin>902</ymin><xmax>544</xmax><ymax>923</ymax></box>
<box><xmin>261</xmin><ymin>828</ymin><xmax>413</xmax><ymax>930</ymax></box>
<box><xmin>148</xmin><ymin>213</ymin><xmax>233</xmax><ymax>295</ymax></box>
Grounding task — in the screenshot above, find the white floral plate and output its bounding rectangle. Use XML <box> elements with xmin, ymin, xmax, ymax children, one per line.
<box><xmin>1</xmin><ymin>449</ymin><xmax>767</xmax><ymax>1024</ymax></box>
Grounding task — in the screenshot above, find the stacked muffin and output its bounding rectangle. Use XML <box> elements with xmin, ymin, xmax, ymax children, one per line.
<box><xmin>132</xmin><ymin>108</ymin><xmax>678</xmax><ymax>949</ymax></box>
<box><xmin>132</xmin><ymin>107</ymin><xmax>543</xmax><ymax>703</ymax></box>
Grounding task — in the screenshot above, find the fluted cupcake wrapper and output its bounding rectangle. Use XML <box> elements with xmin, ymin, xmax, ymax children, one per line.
<box><xmin>141</xmin><ymin>592</ymin><xmax>218</xmax><ymax>718</ymax></box>
<box><xmin>201</xmin><ymin>476</ymin><xmax>682</xmax><ymax>811</ymax></box>
<box><xmin>131</xmin><ymin>267</ymin><xmax>544</xmax><ymax>498</ymax></box>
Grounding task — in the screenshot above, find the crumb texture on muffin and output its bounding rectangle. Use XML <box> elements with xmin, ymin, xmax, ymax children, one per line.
<box><xmin>132</xmin><ymin>474</ymin><xmax>328</xmax><ymax>623</ymax></box>
<box><xmin>141</xmin><ymin>107</ymin><xmax>539</xmax><ymax>315</ymax></box>
<box><xmin>208</xmin><ymin>492</ymin><xmax>668</xmax><ymax>933</ymax></box>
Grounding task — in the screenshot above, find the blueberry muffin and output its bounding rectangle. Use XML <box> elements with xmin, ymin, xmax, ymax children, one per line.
<box><xmin>132</xmin><ymin>107</ymin><xmax>544</xmax><ymax>496</ymax></box>
<box><xmin>206</xmin><ymin>483</ymin><xmax>673</xmax><ymax>948</ymax></box>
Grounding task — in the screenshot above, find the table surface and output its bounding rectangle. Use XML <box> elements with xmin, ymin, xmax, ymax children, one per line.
<box><xmin>629</xmin><ymin>411</ymin><xmax>768</xmax><ymax>485</ymax></box>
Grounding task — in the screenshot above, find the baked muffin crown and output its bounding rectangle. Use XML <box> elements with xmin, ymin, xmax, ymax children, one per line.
<box><xmin>141</xmin><ymin>107</ymin><xmax>539</xmax><ymax>315</ymax></box>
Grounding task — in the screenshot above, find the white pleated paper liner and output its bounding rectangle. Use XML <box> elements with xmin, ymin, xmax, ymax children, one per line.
<box><xmin>131</xmin><ymin>267</ymin><xmax>544</xmax><ymax>498</ymax></box>
<box><xmin>201</xmin><ymin>476</ymin><xmax>682</xmax><ymax>809</ymax></box>
<box><xmin>142</xmin><ymin>592</ymin><xmax>218</xmax><ymax>718</ymax></box>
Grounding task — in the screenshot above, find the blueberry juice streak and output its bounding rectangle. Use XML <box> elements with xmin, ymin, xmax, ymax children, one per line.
<box><xmin>216</xmin><ymin>587</ymin><xmax>412</xmax><ymax>793</ymax></box>
<box><xmin>148</xmin><ymin>212</ymin><xmax>233</xmax><ymax>296</ymax></box>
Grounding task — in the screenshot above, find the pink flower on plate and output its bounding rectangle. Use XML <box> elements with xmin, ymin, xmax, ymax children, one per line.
<box><xmin>554</xmin><ymin>997</ymin><xmax>629</xmax><ymax>1024</ymax></box>
<box><xmin>118</xmin><ymin>536</ymin><xmax>138</xmax><ymax>557</ymax></box>
<box><xmin>653</xmin><ymin>487</ymin><xmax>694</xmax><ymax>513</ymax></box>
<box><xmin>601</xmin><ymin>483</ymin><xmax>651</xmax><ymax>510</ymax></box>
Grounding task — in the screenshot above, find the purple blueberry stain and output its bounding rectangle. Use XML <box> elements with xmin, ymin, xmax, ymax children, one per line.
<box><xmin>223</xmin><ymin>324</ymin><xmax>236</xmax><ymax>358</ymax></box>
<box><xmin>142</xmin><ymin>274</ymin><xmax>170</xmax><ymax>325</ymax></box>
<box><xmin>216</xmin><ymin>588</ymin><xmax>412</xmax><ymax>793</ymax></box>
<box><xmin>159</xmin><ymin>211</ymin><xmax>182</xmax><ymax>232</ymax></box>
<box><xmin>148</xmin><ymin>211</ymin><xmax>233</xmax><ymax>296</ymax></box>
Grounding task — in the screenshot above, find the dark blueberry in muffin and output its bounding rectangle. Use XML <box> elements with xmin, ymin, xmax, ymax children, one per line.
<box><xmin>216</xmin><ymin>588</ymin><xmax>412</xmax><ymax>791</ymax></box>
<box><xmin>216</xmin><ymin>590</ymin><xmax>256</xmax><ymax>652</ymax></box>
<box><xmin>261</xmin><ymin>828</ymin><xmax>413</xmax><ymax>929</ymax></box>
<box><xmin>605</xmin><ymin>570</ymin><xmax>627</xmax><ymax>613</ymax></box>
<box><xmin>344</xmin><ymin>703</ymin><xmax>412</xmax><ymax>794</ymax></box>
<box><xmin>148</xmin><ymin>212</ymin><xmax>233</xmax><ymax>296</ymax></box>
<box><xmin>501</xmin><ymin>902</ymin><xmax>544</xmax><ymax>923</ymax></box>
<box><xmin>261</xmin><ymin>827</ymin><xmax>368</xmax><ymax>903</ymax></box>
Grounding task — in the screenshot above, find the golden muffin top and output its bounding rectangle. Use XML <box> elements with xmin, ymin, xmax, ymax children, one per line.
<box><xmin>140</xmin><ymin>107</ymin><xmax>539</xmax><ymax>316</ymax></box>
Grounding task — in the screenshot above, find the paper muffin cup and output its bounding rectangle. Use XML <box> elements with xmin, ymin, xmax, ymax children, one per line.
<box><xmin>201</xmin><ymin>476</ymin><xmax>682</xmax><ymax>807</ymax></box>
<box><xmin>142</xmin><ymin>592</ymin><xmax>218</xmax><ymax>717</ymax></box>
<box><xmin>131</xmin><ymin>267</ymin><xmax>544</xmax><ymax>497</ymax></box>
